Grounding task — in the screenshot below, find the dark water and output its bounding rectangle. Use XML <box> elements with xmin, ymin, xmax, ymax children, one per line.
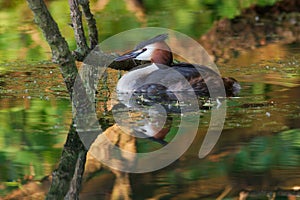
<box><xmin>0</xmin><ymin>0</ymin><xmax>300</xmax><ymax>199</ymax></box>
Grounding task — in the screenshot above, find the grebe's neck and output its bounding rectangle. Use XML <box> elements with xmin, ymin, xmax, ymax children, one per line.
<box><xmin>150</xmin><ymin>42</ymin><xmax>173</xmax><ymax>66</ymax></box>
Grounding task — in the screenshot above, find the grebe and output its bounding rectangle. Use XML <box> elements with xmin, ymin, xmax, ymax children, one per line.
<box><xmin>114</xmin><ymin>34</ymin><xmax>241</xmax><ymax>106</ymax></box>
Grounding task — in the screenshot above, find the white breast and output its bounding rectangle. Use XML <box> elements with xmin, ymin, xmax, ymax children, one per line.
<box><xmin>116</xmin><ymin>63</ymin><xmax>159</xmax><ymax>106</ymax></box>
<box><xmin>116</xmin><ymin>63</ymin><xmax>159</xmax><ymax>93</ymax></box>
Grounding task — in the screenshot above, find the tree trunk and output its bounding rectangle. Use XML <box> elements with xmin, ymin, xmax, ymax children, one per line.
<box><xmin>46</xmin><ymin>121</ymin><xmax>87</xmax><ymax>200</ymax></box>
<box><xmin>26</xmin><ymin>0</ymin><xmax>77</xmax><ymax>93</ymax></box>
<box><xmin>26</xmin><ymin>0</ymin><xmax>96</xmax><ymax>199</ymax></box>
<box><xmin>26</xmin><ymin>0</ymin><xmax>137</xmax><ymax>199</ymax></box>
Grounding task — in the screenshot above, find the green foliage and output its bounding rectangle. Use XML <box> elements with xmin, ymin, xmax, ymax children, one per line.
<box><xmin>142</xmin><ymin>0</ymin><xmax>280</xmax><ymax>37</ymax></box>
<box><xmin>96</xmin><ymin>0</ymin><xmax>142</xmax><ymax>40</ymax></box>
<box><xmin>0</xmin><ymin>0</ymin><xmax>24</xmax><ymax>10</ymax></box>
<box><xmin>0</xmin><ymin>0</ymin><xmax>281</xmax><ymax>62</ymax></box>
<box><xmin>256</xmin><ymin>0</ymin><xmax>278</xmax><ymax>6</ymax></box>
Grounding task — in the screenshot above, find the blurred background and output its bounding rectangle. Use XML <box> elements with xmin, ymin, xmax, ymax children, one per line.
<box><xmin>0</xmin><ymin>0</ymin><xmax>299</xmax><ymax>199</ymax></box>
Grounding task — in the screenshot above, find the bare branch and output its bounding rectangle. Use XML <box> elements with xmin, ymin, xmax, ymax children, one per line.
<box><xmin>79</xmin><ymin>0</ymin><xmax>98</xmax><ymax>49</ymax></box>
<box><xmin>69</xmin><ymin>0</ymin><xmax>90</xmax><ymax>61</ymax></box>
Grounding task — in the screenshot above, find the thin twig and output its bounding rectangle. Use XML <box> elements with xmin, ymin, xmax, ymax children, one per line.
<box><xmin>79</xmin><ymin>0</ymin><xmax>98</xmax><ymax>49</ymax></box>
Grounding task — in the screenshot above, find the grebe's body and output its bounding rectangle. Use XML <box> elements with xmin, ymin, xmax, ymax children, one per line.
<box><xmin>115</xmin><ymin>34</ymin><xmax>241</xmax><ymax>105</ymax></box>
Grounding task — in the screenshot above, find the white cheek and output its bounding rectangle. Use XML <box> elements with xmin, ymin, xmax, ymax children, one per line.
<box><xmin>135</xmin><ymin>46</ymin><xmax>155</xmax><ymax>61</ymax></box>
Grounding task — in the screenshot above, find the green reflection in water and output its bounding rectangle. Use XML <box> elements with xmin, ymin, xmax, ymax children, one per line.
<box><xmin>0</xmin><ymin>98</ymin><xmax>70</xmax><ymax>184</ymax></box>
<box><xmin>130</xmin><ymin>129</ymin><xmax>300</xmax><ymax>199</ymax></box>
<box><xmin>232</xmin><ymin>129</ymin><xmax>300</xmax><ymax>172</ymax></box>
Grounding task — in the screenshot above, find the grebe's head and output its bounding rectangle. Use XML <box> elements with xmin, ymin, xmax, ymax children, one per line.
<box><xmin>114</xmin><ymin>34</ymin><xmax>173</xmax><ymax>65</ymax></box>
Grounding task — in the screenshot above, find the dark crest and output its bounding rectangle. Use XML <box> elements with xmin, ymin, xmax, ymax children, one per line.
<box><xmin>135</xmin><ymin>34</ymin><xmax>168</xmax><ymax>50</ymax></box>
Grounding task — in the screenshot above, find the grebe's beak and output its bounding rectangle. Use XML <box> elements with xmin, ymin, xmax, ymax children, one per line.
<box><xmin>114</xmin><ymin>48</ymin><xmax>147</xmax><ymax>61</ymax></box>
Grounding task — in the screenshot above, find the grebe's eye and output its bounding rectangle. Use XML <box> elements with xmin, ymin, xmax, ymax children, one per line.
<box><xmin>142</xmin><ymin>48</ymin><xmax>147</xmax><ymax>52</ymax></box>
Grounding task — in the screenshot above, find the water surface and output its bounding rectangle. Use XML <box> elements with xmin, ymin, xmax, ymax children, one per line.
<box><xmin>0</xmin><ymin>0</ymin><xmax>299</xmax><ymax>199</ymax></box>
